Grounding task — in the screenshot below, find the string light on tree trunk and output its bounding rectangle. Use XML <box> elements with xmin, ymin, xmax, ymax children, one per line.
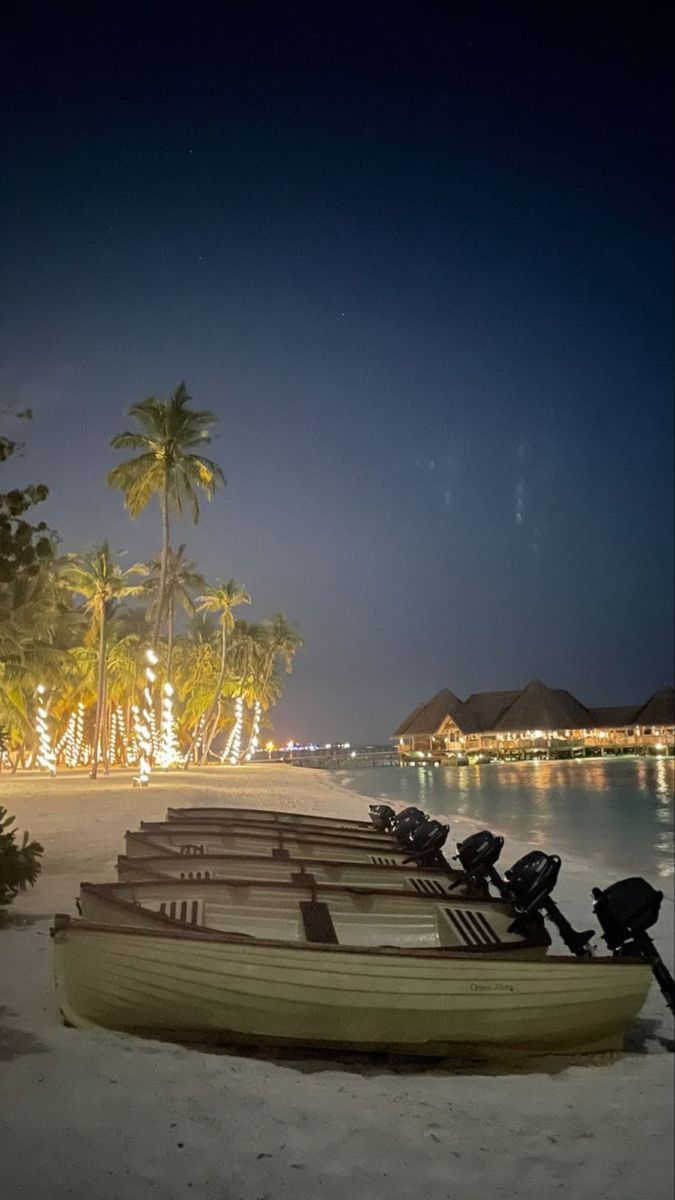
<box><xmin>132</xmin><ymin>648</ymin><xmax>157</xmax><ymax>786</ymax></box>
<box><xmin>192</xmin><ymin>714</ymin><xmax>206</xmax><ymax>763</ymax></box>
<box><xmin>35</xmin><ymin>685</ymin><xmax>56</xmax><ymax>775</ymax></box>
<box><xmin>244</xmin><ymin>699</ymin><xmax>261</xmax><ymax>761</ymax></box>
<box><xmin>157</xmin><ymin>681</ymin><xmax>180</xmax><ymax>768</ymax></box>
<box><xmin>116</xmin><ymin>705</ymin><xmax>132</xmax><ymax>765</ymax></box>
<box><xmin>221</xmin><ymin>718</ymin><xmax>236</xmax><ymax>763</ymax></box>
<box><xmin>109</xmin><ymin>707</ymin><xmax>118</xmax><ymax>765</ymax></box>
<box><xmin>228</xmin><ymin>695</ymin><xmax>244</xmax><ymax>764</ymax></box>
<box><xmin>54</xmin><ymin>714</ymin><xmax>73</xmax><ymax>764</ymax></box>
<box><xmin>73</xmin><ymin>701</ymin><xmax>85</xmax><ymax>766</ymax></box>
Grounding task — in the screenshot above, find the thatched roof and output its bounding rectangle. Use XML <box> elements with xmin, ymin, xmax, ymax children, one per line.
<box><xmin>589</xmin><ymin>706</ymin><xmax>636</xmax><ymax>728</ymax></box>
<box><xmin>392</xmin><ymin>702</ymin><xmax>427</xmax><ymax>737</ymax></box>
<box><xmin>400</xmin><ymin>689</ymin><xmax>464</xmax><ymax>736</ymax></box>
<box><xmin>493</xmin><ymin>680</ymin><xmax>591</xmax><ymax>733</ymax></box>
<box><xmin>461</xmin><ymin>690</ymin><xmax>520</xmax><ymax>732</ymax></box>
<box><xmin>393</xmin><ymin>680</ymin><xmax>675</xmax><ymax>739</ymax></box>
<box><xmin>632</xmin><ymin>686</ymin><xmax>675</xmax><ymax>727</ymax></box>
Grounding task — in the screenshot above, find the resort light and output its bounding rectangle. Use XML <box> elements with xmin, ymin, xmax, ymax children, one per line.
<box><xmin>132</xmin><ymin>648</ymin><xmax>158</xmax><ymax>785</ymax></box>
<box><xmin>157</xmin><ymin>680</ymin><xmax>180</xmax><ymax>769</ymax></box>
<box><xmin>229</xmin><ymin>696</ymin><xmax>244</xmax><ymax>764</ymax></box>
<box><xmin>34</xmin><ymin>685</ymin><xmax>56</xmax><ymax>775</ymax></box>
<box><xmin>244</xmin><ymin>700</ymin><xmax>262</xmax><ymax>761</ymax></box>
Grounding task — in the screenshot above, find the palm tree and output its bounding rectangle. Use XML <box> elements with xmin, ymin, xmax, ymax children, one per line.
<box><xmin>107</xmin><ymin>383</ymin><xmax>225</xmax><ymax>647</ymax></box>
<box><xmin>0</xmin><ymin>565</ymin><xmax>78</xmax><ymax>769</ymax></box>
<box><xmin>144</xmin><ymin>544</ymin><xmax>204</xmax><ymax>677</ymax></box>
<box><xmin>236</xmin><ymin>616</ymin><xmax>301</xmax><ymax>760</ymax></box>
<box><xmin>258</xmin><ymin>613</ymin><xmax>303</xmax><ymax>702</ymax></box>
<box><xmin>191</xmin><ymin>579</ymin><xmax>251</xmax><ymax>765</ymax></box>
<box><xmin>172</xmin><ymin>617</ymin><xmax>219</xmax><ymax>757</ymax></box>
<box><xmin>60</xmin><ymin>544</ymin><xmax>146</xmax><ymax>778</ymax></box>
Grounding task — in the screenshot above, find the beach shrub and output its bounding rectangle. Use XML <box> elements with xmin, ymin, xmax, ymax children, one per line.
<box><xmin>0</xmin><ymin>806</ymin><xmax>43</xmax><ymax>907</ymax></box>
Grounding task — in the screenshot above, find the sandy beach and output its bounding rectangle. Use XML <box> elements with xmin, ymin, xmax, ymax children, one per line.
<box><xmin>1</xmin><ymin>764</ymin><xmax>673</xmax><ymax>1200</ymax></box>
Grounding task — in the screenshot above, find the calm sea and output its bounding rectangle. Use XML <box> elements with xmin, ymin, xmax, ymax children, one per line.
<box><xmin>335</xmin><ymin>757</ymin><xmax>674</xmax><ymax>881</ymax></box>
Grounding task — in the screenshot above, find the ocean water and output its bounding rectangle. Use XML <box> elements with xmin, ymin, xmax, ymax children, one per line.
<box><xmin>335</xmin><ymin>757</ymin><xmax>674</xmax><ymax>882</ymax></box>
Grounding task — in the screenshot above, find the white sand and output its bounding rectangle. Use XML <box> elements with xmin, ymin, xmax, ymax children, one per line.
<box><xmin>1</xmin><ymin>764</ymin><xmax>673</xmax><ymax>1200</ymax></box>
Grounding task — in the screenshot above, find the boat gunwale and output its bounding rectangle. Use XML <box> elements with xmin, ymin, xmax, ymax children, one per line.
<box><xmin>166</xmin><ymin>806</ymin><xmax>375</xmax><ymax>827</ymax></box>
<box><xmin>51</xmin><ymin>911</ymin><xmax>645</xmax><ymax>968</ymax></box>
<box><xmin>115</xmin><ymin>854</ymin><xmax>502</xmax><ymax>903</ymax></box>
<box><xmin>96</xmin><ymin>875</ymin><xmax>511</xmax><ymax>908</ymax></box>
<box><xmin>136</xmin><ymin>820</ymin><xmax>414</xmax><ymax>849</ymax></box>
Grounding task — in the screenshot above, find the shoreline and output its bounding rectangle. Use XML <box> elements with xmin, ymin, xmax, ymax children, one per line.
<box><xmin>1</xmin><ymin>765</ymin><xmax>673</xmax><ymax>1199</ymax></box>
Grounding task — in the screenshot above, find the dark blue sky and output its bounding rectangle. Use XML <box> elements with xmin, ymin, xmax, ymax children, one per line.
<box><xmin>2</xmin><ymin>3</ymin><xmax>673</xmax><ymax>742</ymax></box>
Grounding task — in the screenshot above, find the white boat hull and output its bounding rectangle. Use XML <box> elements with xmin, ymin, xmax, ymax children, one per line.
<box><xmin>52</xmin><ymin>917</ymin><xmax>652</xmax><ymax>1057</ymax></box>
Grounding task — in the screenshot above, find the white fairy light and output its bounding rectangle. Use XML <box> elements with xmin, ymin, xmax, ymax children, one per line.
<box><xmin>55</xmin><ymin>715</ymin><xmax>73</xmax><ymax>763</ymax></box>
<box><xmin>229</xmin><ymin>695</ymin><xmax>244</xmax><ymax>765</ymax></box>
<box><xmin>220</xmin><ymin>710</ymin><xmax>237</xmax><ymax>762</ymax></box>
<box><xmin>108</xmin><ymin>707</ymin><xmax>118</xmax><ymax>765</ymax></box>
<box><xmin>35</xmin><ymin>685</ymin><xmax>56</xmax><ymax>775</ymax></box>
<box><xmin>71</xmin><ymin>702</ymin><xmax>85</xmax><ymax>766</ymax></box>
<box><xmin>132</xmin><ymin>648</ymin><xmax>157</xmax><ymax>786</ymax></box>
<box><xmin>244</xmin><ymin>699</ymin><xmax>261</xmax><ymax>762</ymax></box>
<box><xmin>157</xmin><ymin>681</ymin><xmax>180</xmax><ymax>768</ymax></box>
<box><xmin>116</xmin><ymin>705</ymin><xmax>133</xmax><ymax>765</ymax></box>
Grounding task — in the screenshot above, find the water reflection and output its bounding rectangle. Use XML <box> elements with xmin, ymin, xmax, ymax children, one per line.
<box><xmin>344</xmin><ymin>758</ymin><xmax>674</xmax><ymax>880</ymax></box>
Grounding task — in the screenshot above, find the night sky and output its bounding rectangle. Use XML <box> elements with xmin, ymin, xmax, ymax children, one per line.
<box><xmin>2</xmin><ymin>3</ymin><xmax>673</xmax><ymax>743</ymax></box>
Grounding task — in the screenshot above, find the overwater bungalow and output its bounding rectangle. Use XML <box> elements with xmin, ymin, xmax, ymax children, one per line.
<box><xmin>393</xmin><ymin>681</ymin><xmax>675</xmax><ymax>763</ymax></box>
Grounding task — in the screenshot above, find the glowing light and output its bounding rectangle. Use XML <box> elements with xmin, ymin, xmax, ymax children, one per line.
<box><xmin>108</xmin><ymin>707</ymin><xmax>118</xmax><ymax>764</ymax></box>
<box><xmin>192</xmin><ymin>714</ymin><xmax>206</xmax><ymax>763</ymax></box>
<box><xmin>228</xmin><ymin>696</ymin><xmax>244</xmax><ymax>764</ymax></box>
<box><xmin>157</xmin><ymin>681</ymin><xmax>181</xmax><ymax>768</ymax></box>
<box><xmin>244</xmin><ymin>699</ymin><xmax>261</xmax><ymax>762</ymax></box>
<box><xmin>35</xmin><ymin>685</ymin><xmax>56</xmax><ymax>775</ymax></box>
<box><xmin>133</xmin><ymin>648</ymin><xmax>156</xmax><ymax>786</ymax></box>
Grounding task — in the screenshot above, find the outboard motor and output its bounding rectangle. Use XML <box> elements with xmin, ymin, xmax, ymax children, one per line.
<box><xmin>393</xmin><ymin>807</ymin><xmax>427</xmax><ymax>846</ymax></box>
<box><xmin>368</xmin><ymin>804</ymin><xmax>397</xmax><ymax>833</ymax></box>
<box><xmin>447</xmin><ymin>830</ymin><xmax>508</xmax><ymax>897</ymax></box>
<box><xmin>505</xmin><ymin>851</ymin><xmax>595</xmax><ymax>957</ymax></box>
<box><xmin>402</xmin><ymin>818</ymin><xmax>449</xmax><ymax>868</ymax></box>
<box><xmin>593</xmin><ymin>878</ymin><xmax>675</xmax><ymax>1014</ymax></box>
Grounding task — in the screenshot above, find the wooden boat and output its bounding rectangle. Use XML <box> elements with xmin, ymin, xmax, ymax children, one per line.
<box><xmin>166</xmin><ymin>805</ymin><xmax>379</xmax><ymax>833</ymax></box>
<box><xmin>127</xmin><ymin>824</ymin><xmax>456</xmax><ymax>870</ymax></box>
<box><xmin>52</xmin><ymin>909</ymin><xmax>652</xmax><ymax>1056</ymax></box>
<box><xmin>149</xmin><ymin>817</ymin><xmax>400</xmax><ymax>849</ymax></box>
<box><xmin>76</xmin><ymin>877</ymin><xmax>547</xmax><ymax>953</ymax></box>
<box><xmin>117</xmin><ymin>848</ymin><xmax>484</xmax><ymax>898</ymax></box>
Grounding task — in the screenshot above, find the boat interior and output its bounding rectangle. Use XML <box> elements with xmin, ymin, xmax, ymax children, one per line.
<box><xmin>79</xmin><ymin>878</ymin><xmax>549</xmax><ymax>953</ymax></box>
<box><xmin>117</xmin><ymin>849</ymin><xmax>490</xmax><ymax>900</ymax></box>
<box><xmin>130</xmin><ymin>824</ymin><xmax>421</xmax><ymax>864</ymax></box>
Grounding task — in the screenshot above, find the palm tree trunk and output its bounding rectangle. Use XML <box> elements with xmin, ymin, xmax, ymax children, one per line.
<box><xmin>102</xmin><ymin>696</ymin><xmax>110</xmax><ymax>774</ymax></box>
<box><xmin>202</xmin><ymin>702</ymin><xmax>221</xmax><ymax>764</ymax></box>
<box><xmin>200</xmin><ymin>624</ymin><xmax>228</xmax><ymax>764</ymax></box>
<box><xmin>167</xmin><ymin>597</ymin><xmax>174</xmax><ymax>678</ymax></box>
<box><xmin>152</xmin><ymin>470</ymin><xmax>170</xmax><ymax>648</ymax></box>
<box><xmin>91</xmin><ymin>602</ymin><xmax>106</xmax><ymax>779</ymax></box>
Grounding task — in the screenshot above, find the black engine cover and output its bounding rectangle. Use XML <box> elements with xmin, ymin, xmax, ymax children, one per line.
<box><xmin>592</xmin><ymin>877</ymin><xmax>664</xmax><ymax>950</ymax></box>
